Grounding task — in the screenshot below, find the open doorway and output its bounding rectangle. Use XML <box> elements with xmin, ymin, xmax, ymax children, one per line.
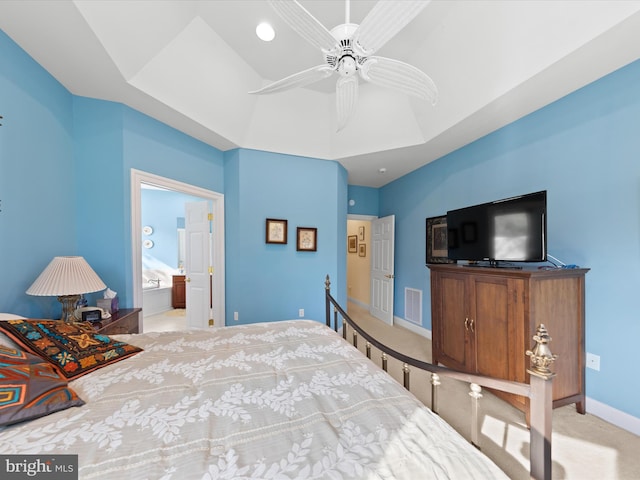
<box><xmin>346</xmin><ymin>216</ymin><xmax>374</xmax><ymax>309</ymax></box>
<box><xmin>347</xmin><ymin>214</ymin><xmax>396</xmax><ymax>325</ymax></box>
<box><xmin>130</xmin><ymin>169</ymin><xmax>225</xmax><ymax>331</ymax></box>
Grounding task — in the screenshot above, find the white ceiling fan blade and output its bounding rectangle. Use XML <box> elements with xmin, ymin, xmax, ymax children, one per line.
<box><xmin>249</xmin><ymin>65</ymin><xmax>334</xmax><ymax>95</ymax></box>
<box><xmin>336</xmin><ymin>75</ymin><xmax>359</xmax><ymax>132</ymax></box>
<box><xmin>268</xmin><ymin>0</ymin><xmax>338</xmax><ymax>53</ymax></box>
<box><xmin>353</xmin><ymin>0</ymin><xmax>430</xmax><ymax>55</ymax></box>
<box><xmin>360</xmin><ymin>56</ymin><xmax>438</xmax><ymax>104</ymax></box>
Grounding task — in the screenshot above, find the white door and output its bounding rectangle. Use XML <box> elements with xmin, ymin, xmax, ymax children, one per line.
<box><xmin>370</xmin><ymin>215</ymin><xmax>395</xmax><ymax>325</ymax></box>
<box><xmin>185</xmin><ymin>201</ymin><xmax>212</xmax><ymax>329</ymax></box>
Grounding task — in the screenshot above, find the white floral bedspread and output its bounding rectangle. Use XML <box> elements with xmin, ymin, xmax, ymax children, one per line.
<box><xmin>0</xmin><ymin>320</ymin><xmax>507</xmax><ymax>479</ymax></box>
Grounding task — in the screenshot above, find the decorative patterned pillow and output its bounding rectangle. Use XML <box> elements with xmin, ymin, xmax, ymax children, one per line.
<box><xmin>0</xmin><ymin>320</ymin><xmax>143</xmax><ymax>380</ymax></box>
<box><xmin>0</xmin><ymin>344</ymin><xmax>85</xmax><ymax>426</ymax></box>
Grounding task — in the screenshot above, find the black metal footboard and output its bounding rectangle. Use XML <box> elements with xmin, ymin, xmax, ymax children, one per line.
<box><xmin>324</xmin><ymin>275</ymin><xmax>553</xmax><ymax>480</ymax></box>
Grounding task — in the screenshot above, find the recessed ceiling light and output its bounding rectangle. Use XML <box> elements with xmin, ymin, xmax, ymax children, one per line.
<box><xmin>378</xmin><ymin>168</ymin><xmax>387</xmax><ymax>174</ymax></box>
<box><xmin>256</xmin><ymin>22</ymin><xmax>275</xmax><ymax>42</ymax></box>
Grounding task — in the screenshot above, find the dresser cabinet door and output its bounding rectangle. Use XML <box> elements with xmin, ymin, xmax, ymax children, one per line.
<box><xmin>432</xmin><ymin>272</ymin><xmax>471</xmax><ymax>371</ymax></box>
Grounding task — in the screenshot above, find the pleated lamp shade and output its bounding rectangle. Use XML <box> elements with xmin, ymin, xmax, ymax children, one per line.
<box><xmin>27</xmin><ymin>257</ymin><xmax>106</xmax><ymax>322</ymax></box>
<box><xmin>27</xmin><ymin>256</ymin><xmax>106</xmax><ymax>296</ymax></box>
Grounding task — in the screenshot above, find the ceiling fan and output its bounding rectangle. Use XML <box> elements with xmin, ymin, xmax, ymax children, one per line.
<box><xmin>249</xmin><ymin>0</ymin><xmax>438</xmax><ymax>131</ymax></box>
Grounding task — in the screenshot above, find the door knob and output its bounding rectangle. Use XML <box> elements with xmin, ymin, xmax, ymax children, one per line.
<box><xmin>384</xmin><ymin>274</ymin><xmax>395</xmax><ymax>279</ymax></box>
<box><xmin>186</xmin><ymin>277</ymin><xmax>191</xmax><ymax>283</ymax></box>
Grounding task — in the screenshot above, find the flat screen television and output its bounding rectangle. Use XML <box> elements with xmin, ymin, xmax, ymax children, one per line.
<box><xmin>446</xmin><ymin>191</ymin><xmax>547</xmax><ymax>264</ymax></box>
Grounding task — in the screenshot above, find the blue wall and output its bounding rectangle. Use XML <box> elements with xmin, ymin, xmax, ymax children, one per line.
<box><xmin>69</xmin><ymin>97</ymin><xmax>225</xmax><ymax>308</ymax></box>
<box><xmin>0</xmin><ymin>29</ymin><xmax>346</xmax><ymax>328</ymax></box>
<box><xmin>347</xmin><ymin>185</ymin><xmax>379</xmax><ymax>216</ymax></box>
<box><xmin>0</xmin><ymin>29</ymin><xmax>76</xmax><ymax>318</ymax></box>
<box><xmin>224</xmin><ymin>149</ymin><xmax>347</xmax><ymax>324</ymax></box>
<box><xmin>380</xmin><ymin>58</ymin><xmax>640</xmax><ymax>419</ymax></box>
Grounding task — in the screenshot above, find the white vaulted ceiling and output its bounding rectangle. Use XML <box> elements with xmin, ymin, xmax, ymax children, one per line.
<box><xmin>2</xmin><ymin>1</ymin><xmax>640</xmax><ymax>187</ymax></box>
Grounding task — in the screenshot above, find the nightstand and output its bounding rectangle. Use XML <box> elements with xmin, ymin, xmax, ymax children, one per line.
<box><xmin>93</xmin><ymin>308</ymin><xmax>141</xmax><ymax>335</ymax></box>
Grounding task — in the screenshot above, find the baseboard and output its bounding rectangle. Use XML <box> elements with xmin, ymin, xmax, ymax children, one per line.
<box><xmin>394</xmin><ymin>316</ymin><xmax>432</xmax><ymax>340</ymax></box>
<box><xmin>347</xmin><ymin>297</ymin><xmax>369</xmax><ymax>310</ymax></box>
<box><xmin>587</xmin><ymin>396</ymin><xmax>640</xmax><ymax>436</ymax></box>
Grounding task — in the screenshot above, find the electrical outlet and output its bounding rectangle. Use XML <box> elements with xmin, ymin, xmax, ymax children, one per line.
<box><xmin>298</xmin><ymin>309</ymin><xmax>304</xmax><ymax>317</ymax></box>
<box><xmin>234</xmin><ymin>311</ymin><xmax>239</xmax><ymax>321</ymax></box>
<box><xmin>586</xmin><ymin>352</ymin><xmax>600</xmax><ymax>371</ymax></box>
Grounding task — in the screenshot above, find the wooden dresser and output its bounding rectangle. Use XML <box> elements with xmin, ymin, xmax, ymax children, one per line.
<box><xmin>428</xmin><ymin>264</ymin><xmax>588</xmax><ymax>417</ymax></box>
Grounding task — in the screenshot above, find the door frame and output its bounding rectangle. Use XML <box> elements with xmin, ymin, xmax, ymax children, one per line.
<box><xmin>130</xmin><ymin>169</ymin><xmax>225</xmax><ymax>329</ymax></box>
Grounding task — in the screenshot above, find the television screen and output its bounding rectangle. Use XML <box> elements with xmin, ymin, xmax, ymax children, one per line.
<box><xmin>447</xmin><ymin>191</ymin><xmax>547</xmax><ymax>263</ymax></box>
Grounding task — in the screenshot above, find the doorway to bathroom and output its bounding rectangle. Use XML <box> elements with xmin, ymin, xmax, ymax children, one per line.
<box><xmin>130</xmin><ymin>169</ymin><xmax>225</xmax><ymax>331</ymax></box>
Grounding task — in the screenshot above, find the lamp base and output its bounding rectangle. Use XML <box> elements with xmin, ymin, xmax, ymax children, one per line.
<box><xmin>58</xmin><ymin>295</ymin><xmax>81</xmax><ymax>323</ymax></box>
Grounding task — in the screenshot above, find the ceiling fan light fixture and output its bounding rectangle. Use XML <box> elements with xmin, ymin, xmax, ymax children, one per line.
<box><xmin>256</xmin><ymin>22</ymin><xmax>275</xmax><ymax>42</ymax></box>
<box><xmin>338</xmin><ymin>56</ymin><xmax>357</xmax><ymax>77</ymax></box>
<box><xmin>255</xmin><ymin>0</ymin><xmax>437</xmax><ymax>130</ymax></box>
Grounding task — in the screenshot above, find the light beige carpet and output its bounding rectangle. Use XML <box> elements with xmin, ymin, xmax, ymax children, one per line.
<box><xmin>346</xmin><ymin>302</ymin><xmax>640</xmax><ymax>480</ymax></box>
<box><xmin>143</xmin><ymin>309</ymin><xmax>187</xmax><ymax>332</ymax></box>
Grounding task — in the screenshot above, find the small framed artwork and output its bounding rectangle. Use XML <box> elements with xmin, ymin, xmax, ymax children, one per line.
<box><xmin>358</xmin><ymin>226</ymin><xmax>365</xmax><ymax>241</ymax></box>
<box><xmin>266</xmin><ymin>218</ymin><xmax>287</xmax><ymax>244</ymax></box>
<box><xmin>297</xmin><ymin>227</ymin><xmax>317</xmax><ymax>252</ymax></box>
<box><xmin>358</xmin><ymin>243</ymin><xmax>366</xmax><ymax>257</ymax></box>
<box><xmin>426</xmin><ymin>215</ymin><xmax>456</xmax><ymax>264</ymax></box>
<box><xmin>348</xmin><ymin>235</ymin><xmax>357</xmax><ymax>253</ymax></box>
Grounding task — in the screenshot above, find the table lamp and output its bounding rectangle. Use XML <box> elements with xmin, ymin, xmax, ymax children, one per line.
<box><xmin>26</xmin><ymin>256</ymin><xmax>107</xmax><ymax>322</ymax></box>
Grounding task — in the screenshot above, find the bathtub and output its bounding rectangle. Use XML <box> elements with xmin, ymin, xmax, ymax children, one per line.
<box><xmin>142</xmin><ymin>264</ymin><xmax>177</xmax><ymax>317</ymax></box>
<box><xmin>142</xmin><ymin>284</ymin><xmax>173</xmax><ymax>317</ymax></box>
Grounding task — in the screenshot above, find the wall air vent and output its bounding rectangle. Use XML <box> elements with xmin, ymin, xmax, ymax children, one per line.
<box><xmin>404</xmin><ymin>288</ymin><xmax>422</xmax><ymax>325</ymax></box>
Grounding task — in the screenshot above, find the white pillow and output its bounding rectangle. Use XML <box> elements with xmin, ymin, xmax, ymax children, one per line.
<box><xmin>0</xmin><ymin>313</ymin><xmax>25</xmax><ymax>348</ymax></box>
<box><xmin>0</xmin><ymin>313</ymin><xmax>26</xmax><ymax>320</ymax></box>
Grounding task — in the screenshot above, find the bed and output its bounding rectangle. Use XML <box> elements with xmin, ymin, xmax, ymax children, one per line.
<box><xmin>0</xmin><ymin>278</ymin><xmax>554</xmax><ymax>479</ymax></box>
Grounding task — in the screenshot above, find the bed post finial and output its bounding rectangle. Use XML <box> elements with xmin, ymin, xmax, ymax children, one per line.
<box><xmin>527</xmin><ymin>324</ymin><xmax>555</xmax><ymax>480</ymax></box>
<box><xmin>325</xmin><ymin>275</ymin><xmax>332</xmax><ymax>329</ymax></box>
<box><xmin>526</xmin><ymin>324</ymin><xmax>557</xmax><ymax>379</ymax></box>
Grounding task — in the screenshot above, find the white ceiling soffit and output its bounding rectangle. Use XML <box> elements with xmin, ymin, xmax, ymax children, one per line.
<box><xmin>1</xmin><ymin>1</ymin><xmax>640</xmax><ymax>187</ymax></box>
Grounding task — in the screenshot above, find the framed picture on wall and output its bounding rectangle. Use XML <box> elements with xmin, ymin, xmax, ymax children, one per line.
<box><xmin>266</xmin><ymin>218</ymin><xmax>287</xmax><ymax>244</ymax></box>
<box><xmin>426</xmin><ymin>215</ymin><xmax>456</xmax><ymax>264</ymax></box>
<box><xmin>358</xmin><ymin>226</ymin><xmax>365</xmax><ymax>241</ymax></box>
<box><xmin>348</xmin><ymin>235</ymin><xmax>357</xmax><ymax>253</ymax></box>
<box><xmin>297</xmin><ymin>227</ymin><xmax>317</xmax><ymax>252</ymax></box>
<box><xmin>358</xmin><ymin>244</ymin><xmax>366</xmax><ymax>257</ymax></box>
